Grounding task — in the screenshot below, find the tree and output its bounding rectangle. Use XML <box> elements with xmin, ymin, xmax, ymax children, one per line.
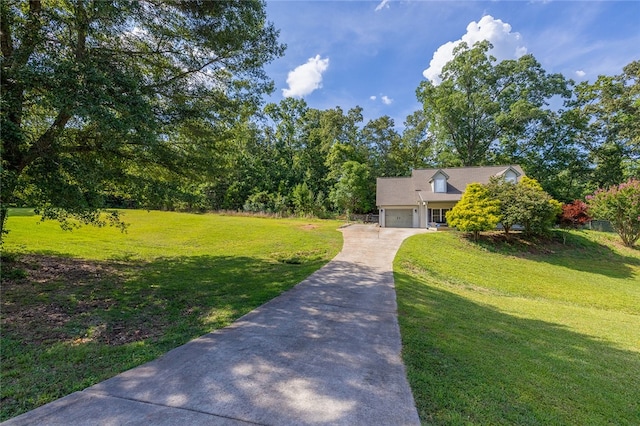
<box><xmin>262</xmin><ymin>98</ymin><xmax>310</xmax><ymax>193</ymax></box>
<box><xmin>560</xmin><ymin>200</ymin><xmax>591</xmax><ymax>229</ymax></box>
<box><xmin>498</xmin><ymin>107</ymin><xmax>592</xmax><ymax>202</ymax></box>
<box><xmin>575</xmin><ymin>61</ymin><xmax>640</xmax><ymax>190</ymax></box>
<box><xmin>511</xmin><ymin>177</ymin><xmax>562</xmax><ymax>236</ymax></box>
<box><xmin>398</xmin><ymin>110</ymin><xmax>437</xmax><ymax>170</ymax></box>
<box><xmin>587</xmin><ymin>179</ymin><xmax>640</xmax><ymax>247</ymax></box>
<box><xmin>329</xmin><ymin>161</ymin><xmax>372</xmax><ymax>218</ymax></box>
<box><xmin>292</xmin><ymin>182</ymin><xmax>314</xmax><ymax>216</ymax></box>
<box><xmin>485</xmin><ymin>176</ymin><xmax>520</xmax><ymax>236</ymax></box>
<box><xmin>446</xmin><ymin>183</ymin><xmax>500</xmax><ymax>240</ymax></box>
<box><xmin>0</xmin><ymin>1</ymin><xmax>285</xmax><ymax>240</ymax></box>
<box><xmin>416</xmin><ymin>40</ymin><xmax>571</xmax><ymax>167</ymax></box>
<box><xmin>361</xmin><ymin>115</ymin><xmax>404</xmax><ymax>177</ymax></box>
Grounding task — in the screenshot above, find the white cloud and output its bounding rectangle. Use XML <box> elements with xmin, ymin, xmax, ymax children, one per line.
<box><xmin>423</xmin><ymin>15</ymin><xmax>527</xmax><ymax>84</ymax></box>
<box><xmin>375</xmin><ymin>0</ymin><xmax>390</xmax><ymax>12</ymax></box>
<box><xmin>575</xmin><ymin>70</ymin><xmax>586</xmax><ymax>77</ymax></box>
<box><xmin>282</xmin><ymin>55</ymin><xmax>330</xmax><ymax>98</ymax></box>
<box><xmin>370</xmin><ymin>94</ymin><xmax>393</xmax><ymax>105</ymax></box>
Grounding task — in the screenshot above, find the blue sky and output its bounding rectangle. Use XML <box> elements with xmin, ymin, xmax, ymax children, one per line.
<box><xmin>263</xmin><ymin>0</ymin><xmax>639</xmax><ymax>128</ymax></box>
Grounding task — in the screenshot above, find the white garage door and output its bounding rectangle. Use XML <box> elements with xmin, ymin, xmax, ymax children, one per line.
<box><xmin>385</xmin><ymin>209</ymin><xmax>413</xmax><ymax>228</ymax></box>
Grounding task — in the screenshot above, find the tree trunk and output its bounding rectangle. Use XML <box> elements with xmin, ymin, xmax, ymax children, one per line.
<box><xmin>0</xmin><ymin>206</ymin><xmax>8</xmax><ymax>244</ymax></box>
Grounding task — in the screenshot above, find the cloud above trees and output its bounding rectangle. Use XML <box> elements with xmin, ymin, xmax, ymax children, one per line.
<box><xmin>369</xmin><ymin>94</ymin><xmax>393</xmax><ymax>105</ymax></box>
<box><xmin>282</xmin><ymin>55</ymin><xmax>330</xmax><ymax>98</ymax></box>
<box><xmin>423</xmin><ymin>15</ymin><xmax>527</xmax><ymax>84</ymax></box>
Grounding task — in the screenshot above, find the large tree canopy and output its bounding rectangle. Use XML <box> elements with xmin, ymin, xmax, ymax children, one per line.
<box><xmin>416</xmin><ymin>40</ymin><xmax>571</xmax><ymax>167</ymax></box>
<box><xmin>575</xmin><ymin>60</ymin><xmax>640</xmax><ymax>190</ymax></box>
<box><xmin>0</xmin><ymin>0</ymin><xmax>284</xmax><ymax>238</ymax></box>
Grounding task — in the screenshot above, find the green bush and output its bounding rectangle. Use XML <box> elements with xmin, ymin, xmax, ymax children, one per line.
<box><xmin>587</xmin><ymin>178</ymin><xmax>640</xmax><ymax>247</ymax></box>
<box><xmin>446</xmin><ymin>183</ymin><xmax>500</xmax><ymax>240</ymax></box>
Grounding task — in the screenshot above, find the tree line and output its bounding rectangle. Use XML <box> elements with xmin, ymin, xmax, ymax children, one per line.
<box><xmin>1</xmin><ymin>2</ymin><xmax>638</xmax><ymax>240</ymax></box>
<box><xmin>142</xmin><ymin>42</ymin><xmax>638</xmax><ymax>219</ymax></box>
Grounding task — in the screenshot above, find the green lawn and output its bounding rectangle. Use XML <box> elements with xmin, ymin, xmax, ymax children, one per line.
<box><xmin>0</xmin><ymin>209</ymin><xmax>343</xmax><ymax>421</ymax></box>
<box><xmin>395</xmin><ymin>230</ymin><xmax>640</xmax><ymax>425</ymax></box>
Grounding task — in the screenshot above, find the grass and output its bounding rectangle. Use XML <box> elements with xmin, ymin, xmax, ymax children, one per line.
<box><xmin>395</xmin><ymin>230</ymin><xmax>640</xmax><ymax>425</ymax></box>
<box><xmin>0</xmin><ymin>209</ymin><xmax>343</xmax><ymax>421</ymax></box>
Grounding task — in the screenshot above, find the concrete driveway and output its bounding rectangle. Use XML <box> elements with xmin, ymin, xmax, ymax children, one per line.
<box><xmin>4</xmin><ymin>224</ymin><xmax>429</xmax><ymax>426</ymax></box>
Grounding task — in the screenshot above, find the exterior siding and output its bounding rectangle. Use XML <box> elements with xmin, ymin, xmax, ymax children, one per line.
<box><xmin>377</xmin><ymin>165</ymin><xmax>525</xmax><ymax>229</ymax></box>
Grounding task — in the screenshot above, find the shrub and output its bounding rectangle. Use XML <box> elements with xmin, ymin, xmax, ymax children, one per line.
<box><xmin>587</xmin><ymin>179</ymin><xmax>640</xmax><ymax>247</ymax></box>
<box><xmin>243</xmin><ymin>191</ymin><xmax>288</xmax><ymax>215</ymax></box>
<box><xmin>486</xmin><ymin>176</ymin><xmax>561</xmax><ymax>236</ymax></box>
<box><xmin>446</xmin><ymin>183</ymin><xmax>500</xmax><ymax>240</ymax></box>
<box><xmin>292</xmin><ymin>183</ymin><xmax>315</xmax><ymax>216</ymax></box>
<box><xmin>486</xmin><ymin>176</ymin><xmax>520</xmax><ymax>235</ymax></box>
<box><xmin>561</xmin><ymin>200</ymin><xmax>591</xmax><ymax>229</ymax></box>
<box><xmin>515</xmin><ymin>178</ymin><xmax>562</xmax><ymax>236</ymax></box>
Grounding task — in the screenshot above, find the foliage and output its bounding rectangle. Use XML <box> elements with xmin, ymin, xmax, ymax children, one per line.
<box><xmin>503</xmin><ymin>107</ymin><xmax>592</xmax><ymax>202</ymax></box>
<box><xmin>0</xmin><ymin>0</ymin><xmax>285</xmax><ymax>241</ymax></box>
<box><xmin>291</xmin><ymin>182</ymin><xmax>315</xmax><ymax>216</ymax></box>
<box><xmin>510</xmin><ymin>176</ymin><xmax>562</xmax><ymax>236</ymax></box>
<box><xmin>329</xmin><ymin>161</ymin><xmax>372</xmax><ymax>216</ymax></box>
<box><xmin>587</xmin><ymin>178</ymin><xmax>640</xmax><ymax>247</ymax></box>
<box><xmin>416</xmin><ymin>40</ymin><xmax>571</xmax><ymax>167</ymax></box>
<box><xmin>3</xmin><ymin>0</ymin><xmax>637</xmax><ymax>241</ymax></box>
<box><xmin>446</xmin><ymin>183</ymin><xmax>500</xmax><ymax>240</ymax></box>
<box><xmin>576</xmin><ymin>61</ymin><xmax>640</xmax><ymax>190</ymax></box>
<box><xmin>361</xmin><ymin>115</ymin><xmax>404</xmax><ymax>177</ymax></box>
<box><xmin>485</xmin><ymin>176</ymin><xmax>520</xmax><ymax>235</ymax></box>
<box><xmin>560</xmin><ymin>200</ymin><xmax>591</xmax><ymax>229</ymax></box>
<box><xmin>243</xmin><ymin>191</ymin><xmax>287</xmax><ymax>215</ymax></box>
<box><xmin>399</xmin><ymin>110</ymin><xmax>437</xmax><ymax>169</ymax></box>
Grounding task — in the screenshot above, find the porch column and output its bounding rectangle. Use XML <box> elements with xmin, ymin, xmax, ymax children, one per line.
<box><xmin>421</xmin><ymin>201</ymin><xmax>428</xmax><ymax>228</ymax></box>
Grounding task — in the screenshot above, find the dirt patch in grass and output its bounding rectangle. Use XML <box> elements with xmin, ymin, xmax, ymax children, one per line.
<box><xmin>300</xmin><ymin>224</ymin><xmax>319</xmax><ymax>230</ymax></box>
<box><xmin>1</xmin><ymin>255</ymin><xmax>161</xmax><ymax>346</ymax></box>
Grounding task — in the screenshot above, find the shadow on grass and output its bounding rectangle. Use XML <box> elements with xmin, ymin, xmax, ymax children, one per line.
<box><xmin>396</xmin><ymin>271</ymin><xmax>640</xmax><ymax>425</ymax></box>
<box><xmin>4</xmin><ymin>255</ymin><xmax>418</xmax><ymax>425</ymax></box>
<box><xmin>471</xmin><ymin>230</ymin><xmax>640</xmax><ymax>279</ymax></box>
<box><xmin>0</xmin><ymin>254</ymin><xmax>325</xmax><ymax>421</ymax></box>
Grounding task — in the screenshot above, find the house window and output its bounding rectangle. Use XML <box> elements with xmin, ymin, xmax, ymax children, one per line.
<box><xmin>434</xmin><ymin>177</ymin><xmax>446</xmax><ymax>193</ymax></box>
<box><xmin>431</xmin><ymin>208</ymin><xmax>451</xmax><ymax>224</ymax></box>
<box><xmin>504</xmin><ymin>170</ymin><xmax>517</xmax><ymax>184</ymax></box>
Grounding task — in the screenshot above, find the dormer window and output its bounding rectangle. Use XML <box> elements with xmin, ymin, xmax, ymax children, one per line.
<box><xmin>430</xmin><ymin>170</ymin><xmax>449</xmax><ymax>193</ymax></box>
<box><xmin>499</xmin><ymin>167</ymin><xmax>521</xmax><ymax>184</ymax></box>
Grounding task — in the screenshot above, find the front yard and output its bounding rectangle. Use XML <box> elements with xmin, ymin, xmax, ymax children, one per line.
<box><xmin>1</xmin><ymin>210</ymin><xmax>343</xmax><ymax>421</ymax></box>
<box><xmin>395</xmin><ymin>230</ymin><xmax>640</xmax><ymax>425</ymax></box>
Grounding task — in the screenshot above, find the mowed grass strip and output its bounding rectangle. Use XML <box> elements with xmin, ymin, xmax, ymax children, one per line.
<box><xmin>395</xmin><ymin>230</ymin><xmax>640</xmax><ymax>425</ymax></box>
<box><xmin>1</xmin><ymin>209</ymin><xmax>343</xmax><ymax>421</ymax></box>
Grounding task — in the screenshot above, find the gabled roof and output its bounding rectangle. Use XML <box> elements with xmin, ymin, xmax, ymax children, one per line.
<box><xmin>429</xmin><ymin>169</ymin><xmax>450</xmax><ymax>182</ymax></box>
<box><xmin>376</xmin><ymin>177</ymin><xmax>417</xmax><ymax>206</ymax></box>
<box><xmin>376</xmin><ymin>165</ymin><xmax>525</xmax><ymax>206</ymax></box>
<box><xmin>494</xmin><ymin>165</ymin><xmax>522</xmax><ymax>178</ymax></box>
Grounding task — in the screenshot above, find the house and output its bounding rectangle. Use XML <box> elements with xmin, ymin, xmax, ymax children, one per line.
<box><xmin>376</xmin><ymin>165</ymin><xmax>524</xmax><ymax>228</ymax></box>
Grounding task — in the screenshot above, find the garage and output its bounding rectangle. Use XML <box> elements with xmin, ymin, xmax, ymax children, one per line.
<box><xmin>385</xmin><ymin>209</ymin><xmax>413</xmax><ymax>228</ymax></box>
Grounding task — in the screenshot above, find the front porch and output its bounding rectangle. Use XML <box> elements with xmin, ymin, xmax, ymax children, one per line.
<box><xmin>426</xmin><ymin>222</ymin><xmax>453</xmax><ymax>231</ymax></box>
<box><xmin>417</xmin><ymin>202</ymin><xmax>456</xmax><ymax>229</ymax></box>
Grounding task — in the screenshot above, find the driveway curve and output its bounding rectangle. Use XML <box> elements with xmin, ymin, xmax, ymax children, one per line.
<box><xmin>4</xmin><ymin>224</ymin><xmax>429</xmax><ymax>426</ymax></box>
